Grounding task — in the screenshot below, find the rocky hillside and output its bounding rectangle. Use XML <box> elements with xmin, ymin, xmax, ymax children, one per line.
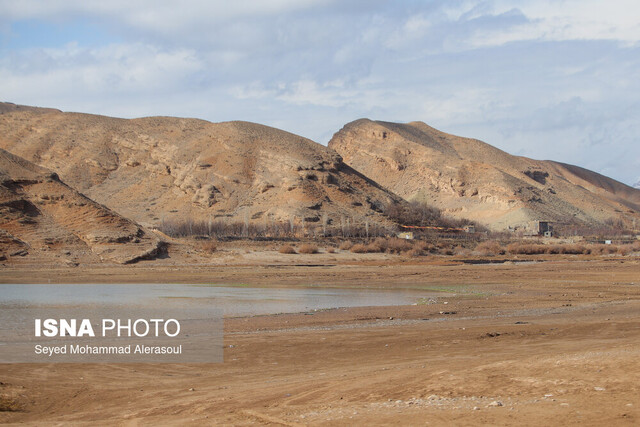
<box><xmin>0</xmin><ymin>148</ymin><xmax>164</xmax><ymax>264</ymax></box>
<box><xmin>0</xmin><ymin>103</ymin><xmax>401</xmax><ymax>230</ymax></box>
<box><xmin>329</xmin><ymin>119</ymin><xmax>640</xmax><ymax>231</ymax></box>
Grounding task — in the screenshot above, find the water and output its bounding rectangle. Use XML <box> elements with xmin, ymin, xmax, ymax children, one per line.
<box><xmin>0</xmin><ymin>284</ymin><xmax>438</xmax><ymax>317</ymax></box>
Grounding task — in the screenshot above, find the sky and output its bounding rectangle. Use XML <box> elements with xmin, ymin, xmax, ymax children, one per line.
<box><xmin>1</xmin><ymin>0</ymin><xmax>639</xmax><ymax>186</ymax></box>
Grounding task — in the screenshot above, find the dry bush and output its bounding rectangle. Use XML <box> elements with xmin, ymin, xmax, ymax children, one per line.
<box><xmin>545</xmin><ymin>244</ymin><xmax>562</xmax><ymax>255</ymax></box>
<box><xmin>590</xmin><ymin>244</ymin><xmax>618</xmax><ymax>255</ymax></box>
<box><xmin>350</xmin><ymin>244</ymin><xmax>369</xmax><ymax>253</ymax></box>
<box><xmin>326</xmin><ymin>247</ymin><xmax>336</xmax><ymax>253</ymax></box>
<box><xmin>406</xmin><ymin>248</ymin><xmax>426</xmax><ymax>257</ymax></box>
<box><xmin>369</xmin><ymin>237</ymin><xmax>387</xmax><ymax>252</ymax></box>
<box><xmin>200</xmin><ymin>241</ymin><xmax>217</xmax><ymax>253</ymax></box>
<box><xmin>559</xmin><ymin>244</ymin><xmax>587</xmax><ymax>255</ymax></box>
<box><xmin>298</xmin><ymin>244</ymin><xmax>319</xmax><ymax>254</ymax></box>
<box><xmin>413</xmin><ymin>241</ymin><xmax>436</xmax><ymax>253</ymax></box>
<box><xmin>384</xmin><ymin>237</ymin><xmax>414</xmax><ymax>254</ymax></box>
<box><xmin>616</xmin><ymin>245</ymin><xmax>631</xmax><ymax>256</ymax></box>
<box><xmin>339</xmin><ymin>241</ymin><xmax>354</xmax><ymax>250</ymax></box>
<box><xmin>475</xmin><ymin>240</ymin><xmax>504</xmax><ymax>256</ymax></box>
<box><xmin>367</xmin><ymin>242</ymin><xmax>386</xmax><ymax>253</ymax></box>
<box><xmin>618</xmin><ymin>242</ymin><xmax>640</xmax><ymax>254</ymax></box>
<box><xmin>366</xmin><ymin>237</ymin><xmax>414</xmax><ymax>254</ymax></box>
<box><xmin>279</xmin><ymin>245</ymin><xmax>297</xmax><ymax>254</ymax></box>
<box><xmin>506</xmin><ymin>243</ymin><xmax>547</xmax><ymax>255</ymax></box>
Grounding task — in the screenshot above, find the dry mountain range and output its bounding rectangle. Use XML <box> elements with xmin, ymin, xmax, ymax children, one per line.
<box><xmin>330</xmin><ymin>119</ymin><xmax>640</xmax><ymax>231</ymax></box>
<box><xmin>1</xmin><ymin>102</ymin><xmax>638</xmax><ymax>263</ymax></box>
<box><xmin>0</xmin><ymin>103</ymin><xmax>401</xmax><ymax>232</ymax></box>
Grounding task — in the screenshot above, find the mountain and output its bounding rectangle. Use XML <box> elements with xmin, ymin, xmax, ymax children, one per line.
<box><xmin>0</xmin><ymin>103</ymin><xmax>401</xmax><ymax>230</ymax></box>
<box><xmin>634</xmin><ymin>180</ymin><xmax>640</xmax><ymax>190</ymax></box>
<box><xmin>328</xmin><ymin>119</ymin><xmax>640</xmax><ymax>231</ymax></box>
<box><xmin>0</xmin><ymin>148</ymin><xmax>164</xmax><ymax>264</ymax></box>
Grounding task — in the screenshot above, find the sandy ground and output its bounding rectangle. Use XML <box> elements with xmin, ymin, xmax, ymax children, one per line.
<box><xmin>1</xmin><ymin>253</ymin><xmax>640</xmax><ymax>425</ymax></box>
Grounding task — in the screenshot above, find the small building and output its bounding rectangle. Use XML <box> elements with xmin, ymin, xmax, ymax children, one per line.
<box><xmin>397</xmin><ymin>231</ymin><xmax>414</xmax><ymax>240</ymax></box>
<box><xmin>526</xmin><ymin>220</ymin><xmax>553</xmax><ymax>237</ymax></box>
<box><xmin>463</xmin><ymin>225</ymin><xmax>476</xmax><ymax>233</ymax></box>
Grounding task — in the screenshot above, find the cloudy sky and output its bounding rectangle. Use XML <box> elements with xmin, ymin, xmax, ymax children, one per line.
<box><xmin>1</xmin><ymin>0</ymin><xmax>639</xmax><ymax>186</ymax></box>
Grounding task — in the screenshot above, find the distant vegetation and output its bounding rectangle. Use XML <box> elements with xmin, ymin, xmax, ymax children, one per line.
<box><xmin>383</xmin><ymin>201</ymin><xmax>485</xmax><ymax>231</ymax></box>
<box><xmin>158</xmin><ymin>214</ymin><xmax>394</xmax><ymax>239</ymax></box>
<box><xmin>158</xmin><ymin>201</ymin><xmax>487</xmax><ymax>240</ymax></box>
<box><xmin>157</xmin><ymin>202</ymin><xmax>640</xmax><ymax>260</ymax></box>
<box><xmin>474</xmin><ymin>241</ymin><xmax>640</xmax><ymax>256</ymax></box>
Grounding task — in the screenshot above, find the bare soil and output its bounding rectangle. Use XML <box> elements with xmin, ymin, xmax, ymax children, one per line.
<box><xmin>1</xmin><ymin>252</ymin><xmax>639</xmax><ymax>425</ymax></box>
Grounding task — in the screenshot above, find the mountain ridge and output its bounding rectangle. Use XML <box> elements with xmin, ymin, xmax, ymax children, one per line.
<box><xmin>0</xmin><ymin>103</ymin><xmax>402</xmax><ymax>230</ymax></box>
<box><xmin>328</xmin><ymin>118</ymin><xmax>640</xmax><ymax>231</ymax></box>
<box><xmin>2</xmin><ymin>102</ymin><xmax>638</xmax><ymax>234</ymax></box>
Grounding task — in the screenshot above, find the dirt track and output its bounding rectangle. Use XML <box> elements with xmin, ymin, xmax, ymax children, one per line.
<box><xmin>1</xmin><ymin>257</ymin><xmax>639</xmax><ymax>425</ymax></box>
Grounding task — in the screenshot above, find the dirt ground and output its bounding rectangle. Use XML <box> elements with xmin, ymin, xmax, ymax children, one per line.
<box><xmin>1</xmin><ymin>251</ymin><xmax>639</xmax><ymax>425</ymax></box>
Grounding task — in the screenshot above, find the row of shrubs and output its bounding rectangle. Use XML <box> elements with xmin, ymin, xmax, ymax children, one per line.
<box><xmin>339</xmin><ymin>238</ymin><xmax>438</xmax><ymax>256</ymax></box>
<box><xmin>278</xmin><ymin>239</ymin><xmax>640</xmax><ymax>256</ymax></box>
<box><xmin>475</xmin><ymin>240</ymin><xmax>640</xmax><ymax>256</ymax></box>
<box><xmin>278</xmin><ymin>238</ymin><xmax>449</xmax><ymax>256</ymax></box>
<box><xmin>204</xmin><ymin>238</ymin><xmax>639</xmax><ymax>257</ymax></box>
<box><xmin>279</xmin><ymin>244</ymin><xmax>320</xmax><ymax>254</ymax></box>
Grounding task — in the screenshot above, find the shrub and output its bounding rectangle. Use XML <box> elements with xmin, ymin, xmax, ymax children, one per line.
<box><xmin>475</xmin><ymin>240</ymin><xmax>504</xmax><ymax>256</ymax></box>
<box><xmin>413</xmin><ymin>241</ymin><xmax>436</xmax><ymax>253</ymax></box>
<box><xmin>362</xmin><ymin>240</ymin><xmax>382</xmax><ymax>253</ymax></box>
<box><xmin>616</xmin><ymin>245</ymin><xmax>631</xmax><ymax>256</ymax></box>
<box><xmin>298</xmin><ymin>244</ymin><xmax>319</xmax><ymax>254</ymax></box>
<box><xmin>326</xmin><ymin>247</ymin><xmax>336</xmax><ymax>253</ymax></box>
<box><xmin>364</xmin><ymin>243</ymin><xmax>382</xmax><ymax>253</ymax></box>
<box><xmin>350</xmin><ymin>244</ymin><xmax>369</xmax><ymax>253</ymax></box>
<box><xmin>559</xmin><ymin>244</ymin><xmax>587</xmax><ymax>255</ymax></box>
<box><xmin>339</xmin><ymin>241</ymin><xmax>354</xmax><ymax>250</ymax></box>
<box><xmin>590</xmin><ymin>244</ymin><xmax>618</xmax><ymax>255</ymax></box>
<box><xmin>406</xmin><ymin>248</ymin><xmax>426</xmax><ymax>257</ymax></box>
<box><xmin>506</xmin><ymin>243</ymin><xmax>547</xmax><ymax>255</ymax></box>
<box><xmin>384</xmin><ymin>237</ymin><xmax>414</xmax><ymax>254</ymax></box>
<box><xmin>546</xmin><ymin>245</ymin><xmax>562</xmax><ymax>255</ymax></box>
<box><xmin>279</xmin><ymin>245</ymin><xmax>297</xmax><ymax>254</ymax></box>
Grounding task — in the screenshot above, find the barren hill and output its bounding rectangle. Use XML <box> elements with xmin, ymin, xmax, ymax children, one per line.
<box><xmin>329</xmin><ymin>119</ymin><xmax>640</xmax><ymax>231</ymax></box>
<box><xmin>0</xmin><ymin>148</ymin><xmax>164</xmax><ymax>264</ymax></box>
<box><xmin>0</xmin><ymin>103</ymin><xmax>400</xmax><ymax>230</ymax></box>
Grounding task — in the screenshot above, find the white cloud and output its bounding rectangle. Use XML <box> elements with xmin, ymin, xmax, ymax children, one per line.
<box><xmin>1</xmin><ymin>1</ymin><xmax>639</xmax><ymax>184</ymax></box>
<box><xmin>470</xmin><ymin>0</ymin><xmax>640</xmax><ymax>47</ymax></box>
<box><xmin>0</xmin><ymin>43</ymin><xmax>203</xmax><ymax>113</ymax></box>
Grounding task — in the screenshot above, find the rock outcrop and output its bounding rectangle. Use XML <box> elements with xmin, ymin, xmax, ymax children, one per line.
<box><xmin>0</xmin><ymin>148</ymin><xmax>164</xmax><ymax>264</ymax></box>
<box><xmin>329</xmin><ymin>119</ymin><xmax>640</xmax><ymax>231</ymax></box>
